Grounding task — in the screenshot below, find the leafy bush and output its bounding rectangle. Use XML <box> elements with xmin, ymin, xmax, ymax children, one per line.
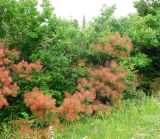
<box><xmin>20</xmin><ymin>33</ymin><xmax>134</xmax><ymax>125</ymax></box>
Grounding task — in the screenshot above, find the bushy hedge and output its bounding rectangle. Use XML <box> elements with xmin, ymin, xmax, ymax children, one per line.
<box><xmin>0</xmin><ymin>0</ymin><xmax>159</xmax><ymax>132</ymax></box>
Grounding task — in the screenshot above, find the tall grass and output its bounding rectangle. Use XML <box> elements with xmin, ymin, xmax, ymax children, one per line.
<box><xmin>55</xmin><ymin>97</ymin><xmax>160</xmax><ymax>139</ymax></box>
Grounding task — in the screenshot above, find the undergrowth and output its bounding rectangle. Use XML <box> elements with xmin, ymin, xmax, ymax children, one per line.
<box><xmin>0</xmin><ymin>97</ymin><xmax>159</xmax><ymax>139</ymax></box>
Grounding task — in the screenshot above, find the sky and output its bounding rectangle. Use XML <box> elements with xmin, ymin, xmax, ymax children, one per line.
<box><xmin>51</xmin><ymin>0</ymin><xmax>137</xmax><ymax>23</ymax></box>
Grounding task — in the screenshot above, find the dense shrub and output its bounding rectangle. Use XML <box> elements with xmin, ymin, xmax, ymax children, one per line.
<box><xmin>0</xmin><ymin>32</ymin><xmax>134</xmax><ymax>129</ymax></box>
<box><xmin>22</xmin><ymin>34</ymin><xmax>131</xmax><ymax>123</ymax></box>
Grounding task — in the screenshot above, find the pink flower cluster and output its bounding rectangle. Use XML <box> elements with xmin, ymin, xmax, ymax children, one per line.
<box><xmin>0</xmin><ymin>44</ymin><xmax>20</xmax><ymax>108</ymax></box>
<box><xmin>94</xmin><ymin>33</ymin><xmax>132</xmax><ymax>59</ymax></box>
<box><xmin>11</xmin><ymin>60</ymin><xmax>42</xmax><ymax>80</ymax></box>
<box><xmin>24</xmin><ymin>87</ymin><xmax>56</xmax><ymax>118</ymax></box>
<box><xmin>78</xmin><ymin>61</ymin><xmax>127</xmax><ymax>104</ymax></box>
<box><xmin>24</xmin><ymin>87</ymin><xmax>101</xmax><ymax>122</ymax></box>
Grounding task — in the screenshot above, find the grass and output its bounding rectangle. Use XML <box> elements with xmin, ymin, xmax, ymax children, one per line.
<box><xmin>0</xmin><ymin>97</ymin><xmax>160</xmax><ymax>139</ymax></box>
<box><xmin>55</xmin><ymin>97</ymin><xmax>160</xmax><ymax>139</ymax></box>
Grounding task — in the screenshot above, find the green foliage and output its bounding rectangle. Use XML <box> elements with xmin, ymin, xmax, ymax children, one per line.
<box><xmin>122</xmin><ymin>53</ymin><xmax>151</xmax><ymax>70</ymax></box>
<box><xmin>134</xmin><ymin>0</ymin><xmax>160</xmax><ymax>16</ymax></box>
<box><xmin>80</xmin><ymin>5</ymin><xmax>115</xmax><ymax>47</ymax></box>
<box><xmin>0</xmin><ymin>0</ymin><xmax>54</xmax><ymax>59</ymax></box>
<box><xmin>107</xmin><ymin>2</ymin><xmax>160</xmax><ymax>93</ymax></box>
<box><xmin>29</xmin><ymin>18</ymin><xmax>87</xmax><ymax>102</ymax></box>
